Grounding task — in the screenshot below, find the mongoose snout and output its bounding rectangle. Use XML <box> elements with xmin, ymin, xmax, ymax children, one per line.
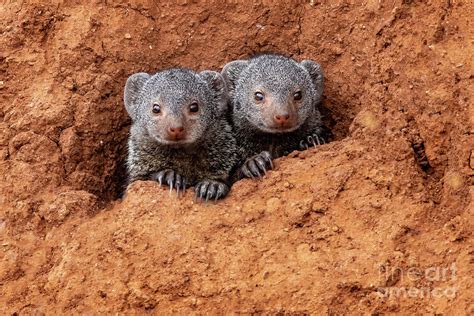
<box><xmin>274</xmin><ymin>113</ymin><xmax>291</xmax><ymax>125</ymax></box>
<box><xmin>269</xmin><ymin>108</ymin><xmax>296</xmax><ymax>130</ymax></box>
<box><xmin>260</xmin><ymin>100</ymin><xmax>300</xmax><ymax>132</ymax></box>
<box><xmin>268</xmin><ymin>100</ymin><xmax>297</xmax><ymax>129</ymax></box>
<box><xmin>167</xmin><ymin>125</ymin><xmax>185</xmax><ymax>140</ymax></box>
<box><xmin>254</xmin><ymin>91</ymin><xmax>300</xmax><ymax>131</ymax></box>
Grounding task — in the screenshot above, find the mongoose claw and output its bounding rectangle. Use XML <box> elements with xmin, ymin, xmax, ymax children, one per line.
<box><xmin>261</xmin><ymin>151</ymin><xmax>273</xmax><ymax>169</ymax></box>
<box><xmin>206</xmin><ymin>184</ymin><xmax>217</xmax><ymax>202</ymax></box>
<box><xmin>240</xmin><ymin>151</ymin><xmax>273</xmax><ymax>179</ymax></box>
<box><xmin>247</xmin><ymin>160</ymin><xmax>261</xmax><ymax>178</ymax></box>
<box><xmin>254</xmin><ymin>156</ymin><xmax>267</xmax><ymax>174</ymax></box>
<box><xmin>214</xmin><ymin>183</ymin><xmax>229</xmax><ymax>200</ymax></box>
<box><xmin>175</xmin><ymin>174</ymin><xmax>184</xmax><ymax>196</ymax></box>
<box><xmin>299</xmin><ymin>133</ymin><xmax>326</xmax><ymax>151</ymax></box>
<box><xmin>299</xmin><ymin>140</ymin><xmax>308</xmax><ymax>150</ymax></box>
<box><xmin>151</xmin><ymin>169</ymin><xmax>186</xmax><ymax>196</ymax></box>
<box><xmin>240</xmin><ymin>164</ymin><xmax>254</xmax><ymax>179</ymax></box>
<box><xmin>154</xmin><ymin>171</ymin><xmax>166</xmax><ymax>187</ymax></box>
<box><xmin>194</xmin><ymin>180</ymin><xmax>229</xmax><ymax>201</ymax></box>
<box><xmin>196</xmin><ymin>181</ymin><xmax>209</xmax><ymax>200</ymax></box>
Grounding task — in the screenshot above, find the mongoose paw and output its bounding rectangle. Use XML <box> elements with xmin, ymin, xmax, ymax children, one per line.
<box><xmin>299</xmin><ymin>134</ymin><xmax>326</xmax><ymax>151</ymax></box>
<box><xmin>150</xmin><ymin>169</ymin><xmax>186</xmax><ymax>196</ymax></box>
<box><xmin>194</xmin><ymin>180</ymin><xmax>229</xmax><ymax>202</ymax></box>
<box><xmin>240</xmin><ymin>151</ymin><xmax>273</xmax><ymax>179</ymax></box>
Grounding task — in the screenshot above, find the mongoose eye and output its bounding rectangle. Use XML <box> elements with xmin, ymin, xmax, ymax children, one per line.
<box><xmin>189</xmin><ymin>102</ymin><xmax>199</xmax><ymax>113</ymax></box>
<box><xmin>254</xmin><ymin>91</ymin><xmax>265</xmax><ymax>102</ymax></box>
<box><xmin>293</xmin><ymin>91</ymin><xmax>303</xmax><ymax>101</ymax></box>
<box><xmin>152</xmin><ymin>103</ymin><xmax>161</xmax><ymax>114</ymax></box>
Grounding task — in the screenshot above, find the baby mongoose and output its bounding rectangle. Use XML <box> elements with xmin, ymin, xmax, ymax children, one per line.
<box><xmin>124</xmin><ymin>68</ymin><xmax>238</xmax><ymax>200</ymax></box>
<box><xmin>222</xmin><ymin>54</ymin><xmax>327</xmax><ymax>179</ymax></box>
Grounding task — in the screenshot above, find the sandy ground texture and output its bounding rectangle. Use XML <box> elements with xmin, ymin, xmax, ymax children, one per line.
<box><xmin>0</xmin><ymin>0</ymin><xmax>473</xmax><ymax>314</ymax></box>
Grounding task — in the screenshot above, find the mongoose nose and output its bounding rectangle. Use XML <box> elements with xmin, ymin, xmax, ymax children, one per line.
<box><xmin>274</xmin><ymin>114</ymin><xmax>291</xmax><ymax>125</ymax></box>
<box><xmin>167</xmin><ymin>126</ymin><xmax>185</xmax><ymax>138</ymax></box>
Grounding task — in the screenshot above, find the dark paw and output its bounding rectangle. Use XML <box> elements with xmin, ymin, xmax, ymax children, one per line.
<box><xmin>194</xmin><ymin>180</ymin><xmax>229</xmax><ymax>202</ymax></box>
<box><xmin>299</xmin><ymin>133</ymin><xmax>326</xmax><ymax>150</ymax></box>
<box><xmin>150</xmin><ymin>169</ymin><xmax>186</xmax><ymax>196</ymax></box>
<box><xmin>240</xmin><ymin>151</ymin><xmax>273</xmax><ymax>179</ymax></box>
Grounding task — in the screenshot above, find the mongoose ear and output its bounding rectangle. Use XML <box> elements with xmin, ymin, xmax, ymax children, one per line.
<box><xmin>200</xmin><ymin>70</ymin><xmax>226</xmax><ymax>97</ymax></box>
<box><xmin>221</xmin><ymin>60</ymin><xmax>248</xmax><ymax>96</ymax></box>
<box><xmin>300</xmin><ymin>60</ymin><xmax>324</xmax><ymax>98</ymax></box>
<box><xmin>124</xmin><ymin>72</ymin><xmax>150</xmax><ymax>120</ymax></box>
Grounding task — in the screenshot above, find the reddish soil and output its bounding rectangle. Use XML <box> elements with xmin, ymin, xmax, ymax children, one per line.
<box><xmin>0</xmin><ymin>1</ymin><xmax>472</xmax><ymax>314</ymax></box>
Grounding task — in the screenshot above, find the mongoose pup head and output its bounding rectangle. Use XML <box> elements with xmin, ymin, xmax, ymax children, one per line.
<box><xmin>124</xmin><ymin>68</ymin><xmax>227</xmax><ymax>146</ymax></box>
<box><xmin>222</xmin><ymin>54</ymin><xmax>323</xmax><ymax>133</ymax></box>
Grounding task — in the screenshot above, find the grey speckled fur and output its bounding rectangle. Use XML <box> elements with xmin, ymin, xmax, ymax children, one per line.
<box><xmin>124</xmin><ymin>68</ymin><xmax>238</xmax><ymax>200</ymax></box>
<box><xmin>222</xmin><ymin>54</ymin><xmax>327</xmax><ymax>179</ymax></box>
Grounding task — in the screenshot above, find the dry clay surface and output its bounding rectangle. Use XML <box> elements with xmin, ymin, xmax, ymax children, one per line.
<box><xmin>0</xmin><ymin>1</ymin><xmax>473</xmax><ymax>314</ymax></box>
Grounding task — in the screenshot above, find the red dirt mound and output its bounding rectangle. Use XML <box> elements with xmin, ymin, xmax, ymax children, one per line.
<box><xmin>0</xmin><ymin>1</ymin><xmax>472</xmax><ymax>314</ymax></box>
